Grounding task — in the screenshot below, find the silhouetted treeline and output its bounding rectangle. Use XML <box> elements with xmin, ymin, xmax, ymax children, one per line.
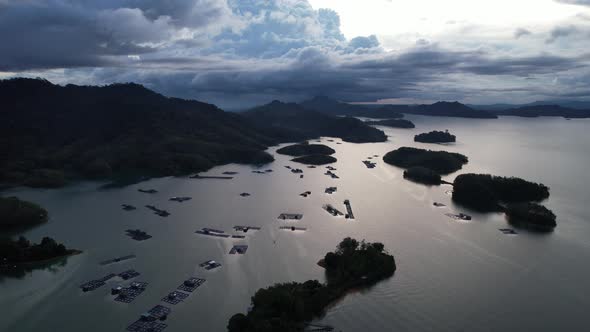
<box><xmin>506</xmin><ymin>202</ymin><xmax>556</xmax><ymax>229</ymax></box>
<box><xmin>366</xmin><ymin>119</ymin><xmax>416</xmax><ymax>128</ymax></box>
<box><xmin>276</xmin><ymin>143</ymin><xmax>335</xmax><ymax>156</ymax></box>
<box><xmin>414</xmin><ymin>130</ymin><xmax>456</xmax><ymax>143</ymax></box>
<box><xmin>0</xmin><ymin>196</ymin><xmax>48</xmax><ymax>229</ymax></box>
<box><xmin>383</xmin><ymin>147</ymin><xmax>468</xmax><ymax>174</ymax></box>
<box><xmin>227</xmin><ymin>238</ymin><xmax>396</xmax><ymax>332</ymax></box>
<box><xmin>403</xmin><ymin>166</ymin><xmax>442</xmax><ymax>185</ymax></box>
<box><xmin>452</xmin><ymin>174</ymin><xmax>550</xmax><ymax>212</ymax></box>
<box><xmin>0</xmin><ymin>236</ymin><xmax>78</xmax><ymax>264</ymax></box>
<box><xmin>493</xmin><ymin>105</ymin><xmax>590</xmax><ymax>118</ymax></box>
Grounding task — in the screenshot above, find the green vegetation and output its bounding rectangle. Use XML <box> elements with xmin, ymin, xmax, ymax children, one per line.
<box><xmin>0</xmin><ymin>196</ymin><xmax>48</xmax><ymax>230</ymax></box>
<box><xmin>227</xmin><ymin>238</ymin><xmax>396</xmax><ymax>332</ymax></box>
<box><xmin>276</xmin><ymin>143</ymin><xmax>335</xmax><ymax>156</ymax></box>
<box><xmin>291</xmin><ymin>154</ymin><xmax>337</xmax><ymax>165</ymax></box>
<box><xmin>383</xmin><ymin>147</ymin><xmax>468</xmax><ymax>174</ymax></box>
<box><xmin>403</xmin><ymin>167</ymin><xmax>442</xmax><ymax>185</ymax></box>
<box><xmin>414</xmin><ymin>130</ymin><xmax>456</xmax><ymax>143</ymax></box>
<box><xmin>0</xmin><ymin>78</ymin><xmax>279</xmax><ymax>188</ymax></box>
<box><xmin>366</xmin><ymin>119</ymin><xmax>415</xmax><ymax>128</ymax></box>
<box><xmin>452</xmin><ymin>174</ymin><xmax>550</xmax><ymax>212</ymax></box>
<box><xmin>245</xmin><ymin>101</ymin><xmax>387</xmax><ymax>143</ymax></box>
<box><xmin>506</xmin><ymin>202</ymin><xmax>556</xmax><ymax>230</ymax></box>
<box><xmin>0</xmin><ymin>236</ymin><xmax>80</xmax><ymax>266</ymax></box>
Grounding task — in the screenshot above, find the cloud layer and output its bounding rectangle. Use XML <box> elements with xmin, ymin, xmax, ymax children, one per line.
<box><xmin>1</xmin><ymin>0</ymin><xmax>590</xmax><ymax>107</ymax></box>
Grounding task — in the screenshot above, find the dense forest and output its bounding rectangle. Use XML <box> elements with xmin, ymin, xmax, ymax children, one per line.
<box><xmin>414</xmin><ymin>130</ymin><xmax>456</xmax><ymax>143</ymax></box>
<box><xmin>276</xmin><ymin>143</ymin><xmax>335</xmax><ymax>156</ymax></box>
<box><xmin>0</xmin><ymin>236</ymin><xmax>80</xmax><ymax>265</ymax></box>
<box><xmin>366</xmin><ymin>119</ymin><xmax>416</xmax><ymax>128</ymax></box>
<box><xmin>452</xmin><ymin>174</ymin><xmax>550</xmax><ymax>212</ymax></box>
<box><xmin>506</xmin><ymin>202</ymin><xmax>556</xmax><ymax>229</ymax></box>
<box><xmin>244</xmin><ymin>101</ymin><xmax>387</xmax><ymax>143</ymax></box>
<box><xmin>383</xmin><ymin>147</ymin><xmax>468</xmax><ymax>174</ymax></box>
<box><xmin>403</xmin><ymin>166</ymin><xmax>442</xmax><ymax>185</ymax></box>
<box><xmin>227</xmin><ymin>238</ymin><xmax>396</xmax><ymax>332</ymax></box>
<box><xmin>291</xmin><ymin>154</ymin><xmax>337</xmax><ymax>165</ymax></box>
<box><xmin>404</xmin><ymin>102</ymin><xmax>497</xmax><ymax>119</ymax></box>
<box><xmin>493</xmin><ymin>105</ymin><xmax>590</xmax><ymax>118</ymax></box>
<box><xmin>0</xmin><ymin>196</ymin><xmax>48</xmax><ymax>230</ymax></box>
<box><xmin>0</xmin><ymin>78</ymin><xmax>281</xmax><ymax>188</ymax></box>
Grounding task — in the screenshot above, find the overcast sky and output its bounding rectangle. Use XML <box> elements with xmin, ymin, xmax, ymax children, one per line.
<box><xmin>1</xmin><ymin>0</ymin><xmax>590</xmax><ymax>108</ymax></box>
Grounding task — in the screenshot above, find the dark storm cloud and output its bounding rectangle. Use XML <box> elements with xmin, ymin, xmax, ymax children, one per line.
<box><xmin>546</xmin><ymin>25</ymin><xmax>579</xmax><ymax>43</ymax></box>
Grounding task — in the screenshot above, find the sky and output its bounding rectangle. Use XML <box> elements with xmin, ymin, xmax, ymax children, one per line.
<box><xmin>1</xmin><ymin>0</ymin><xmax>590</xmax><ymax>108</ymax></box>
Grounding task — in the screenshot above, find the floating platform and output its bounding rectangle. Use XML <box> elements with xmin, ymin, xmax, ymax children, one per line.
<box><xmin>146</xmin><ymin>305</ymin><xmax>171</xmax><ymax>320</ymax></box>
<box><xmin>240</xmin><ymin>192</ymin><xmax>251</xmax><ymax>197</ymax></box>
<box><xmin>138</xmin><ymin>189</ymin><xmax>158</xmax><ymax>194</ymax></box>
<box><xmin>80</xmin><ymin>273</ymin><xmax>117</xmax><ymax>292</ymax></box>
<box><xmin>126</xmin><ymin>229</ymin><xmax>152</xmax><ymax>241</ymax></box>
<box><xmin>231</xmin><ymin>235</ymin><xmax>246</xmax><ymax>239</ymax></box>
<box><xmin>126</xmin><ymin>320</ymin><xmax>167</xmax><ymax>332</ymax></box>
<box><xmin>233</xmin><ymin>226</ymin><xmax>261</xmax><ymax>232</ymax></box>
<box><xmin>300</xmin><ymin>191</ymin><xmax>312</xmax><ymax>197</ymax></box>
<box><xmin>161</xmin><ymin>290</ymin><xmax>189</xmax><ymax>305</ymax></box>
<box><xmin>177</xmin><ymin>278</ymin><xmax>206</xmax><ymax>293</ymax></box>
<box><xmin>145</xmin><ymin>205</ymin><xmax>170</xmax><ymax>217</ymax></box>
<box><xmin>195</xmin><ymin>230</ymin><xmax>230</xmax><ymax>238</ymax></box>
<box><xmin>344</xmin><ymin>199</ymin><xmax>355</xmax><ymax>219</ymax></box>
<box><xmin>114</xmin><ymin>281</ymin><xmax>148</xmax><ymax>303</ymax></box>
<box><xmin>278</xmin><ymin>213</ymin><xmax>303</xmax><ymax>220</ymax></box>
<box><xmin>326</xmin><ymin>166</ymin><xmax>337</xmax><ymax>171</ymax></box>
<box><xmin>305</xmin><ymin>324</ymin><xmax>335</xmax><ymax>331</ymax></box>
<box><xmin>279</xmin><ymin>226</ymin><xmax>307</xmax><ymax>231</ymax></box>
<box><xmin>291</xmin><ymin>168</ymin><xmax>303</xmax><ymax>174</ymax></box>
<box><xmin>223</xmin><ymin>171</ymin><xmax>239</xmax><ymax>175</ymax></box>
<box><xmin>199</xmin><ymin>260</ymin><xmax>222</xmax><ymax>270</ymax></box>
<box><xmin>285</xmin><ymin>165</ymin><xmax>292</xmax><ymax>169</ymax></box>
<box><xmin>307</xmin><ymin>165</ymin><xmax>316</xmax><ymax>168</ymax></box>
<box><xmin>169</xmin><ymin>196</ymin><xmax>191</xmax><ymax>202</ymax></box>
<box><xmin>100</xmin><ymin>254</ymin><xmax>136</xmax><ymax>266</ymax></box>
<box><xmin>499</xmin><ymin>228</ymin><xmax>518</xmax><ymax>235</ymax></box>
<box><xmin>433</xmin><ymin>202</ymin><xmax>446</xmax><ymax>207</ymax></box>
<box><xmin>122</xmin><ymin>204</ymin><xmax>137</xmax><ymax>211</ymax></box>
<box><xmin>119</xmin><ymin>269</ymin><xmax>141</xmax><ymax>280</ymax></box>
<box><xmin>189</xmin><ymin>174</ymin><xmax>233</xmax><ymax>179</ymax></box>
<box><xmin>229</xmin><ymin>245</ymin><xmax>248</xmax><ymax>254</ymax></box>
<box><xmin>324</xmin><ymin>170</ymin><xmax>339</xmax><ymax>179</ymax></box>
<box><xmin>362</xmin><ymin>160</ymin><xmax>376</xmax><ymax>169</ymax></box>
<box><xmin>325</xmin><ymin>187</ymin><xmax>337</xmax><ymax>194</ymax></box>
<box><xmin>445</xmin><ymin>213</ymin><xmax>472</xmax><ymax>221</ymax></box>
<box><xmin>252</xmin><ymin>170</ymin><xmax>266</xmax><ymax>174</ymax></box>
<box><xmin>323</xmin><ymin>204</ymin><xmax>344</xmax><ymax>217</ymax></box>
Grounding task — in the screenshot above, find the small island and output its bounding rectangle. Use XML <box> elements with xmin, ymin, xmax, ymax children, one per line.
<box><xmin>366</xmin><ymin>119</ymin><xmax>416</xmax><ymax>128</ymax></box>
<box><xmin>506</xmin><ymin>202</ymin><xmax>556</xmax><ymax>230</ymax></box>
<box><xmin>0</xmin><ymin>196</ymin><xmax>48</xmax><ymax>230</ymax></box>
<box><xmin>383</xmin><ymin>147</ymin><xmax>468</xmax><ymax>174</ymax></box>
<box><xmin>227</xmin><ymin>237</ymin><xmax>396</xmax><ymax>332</ymax></box>
<box><xmin>414</xmin><ymin>130</ymin><xmax>456</xmax><ymax>143</ymax></box>
<box><xmin>278</xmin><ymin>143</ymin><xmax>338</xmax><ymax>165</ymax></box>
<box><xmin>0</xmin><ymin>236</ymin><xmax>81</xmax><ymax>268</ymax></box>
<box><xmin>403</xmin><ymin>167</ymin><xmax>442</xmax><ymax>185</ymax></box>
<box><xmin>276</xmin><ymin>143</ymin><xmax>335</xmax><ymax>156</ymax></box>
<box><xmin>452</xmin><ymin>173</ymin><xmax>550</xmax><ymax>212</ymax></box>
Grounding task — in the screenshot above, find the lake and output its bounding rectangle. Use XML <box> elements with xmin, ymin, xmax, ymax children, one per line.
<box><xmin>2</xmin><ymin>115</ymin><xmax>590</xmax><ymax>331</ymax></box>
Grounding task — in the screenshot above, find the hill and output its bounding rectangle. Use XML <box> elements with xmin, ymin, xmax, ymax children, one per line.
<box><xmin>405</xmin><ymin>101</ymin><xmax>497</xmax><ymax>119</ymax></box>
<box><xmin>0</xmin><ymin>78</ymin><xmax>278</xmax><ymax>188</ymax></box>
<box><xmin>366</xmin><ymin>119</ymin><xmax>416</xmax><ymax>128</ymax></box>
<box><xmin>493</xmin><ymin>105</ymin><xmax>590</xmax><ymax>118</ymax></box>
<box><xmin>300</xmin><ymin>96</ymin><xmax>404</xmax><ymax>119</ymax></box>
<box><xmin>244</xmin><ymin>101</ymin><xmax>387</xmax><ymax>143</ymax></box>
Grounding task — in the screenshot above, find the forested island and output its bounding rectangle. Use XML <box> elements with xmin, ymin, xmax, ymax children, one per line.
<box><xmin>403</xmin><ymin>167</ymin><xmax>442</xmax><ymax>185</ymax></box>
<box><xmin>0</xmin><ymin>236</ymin><xmax>81</xmax><ymax>267</ymax></box>
<box><xmin>276</xmin><ymin>143</ymin><xmax>335</xmax><ymax>157</ymax></box>
<box><xmin>383</xmin><ymin>147</ymin><xmax>468</xmax><ymax>174</ymax></box>
<box><xmin>414</xmin><ymin>130</ymin><xmax>456</xmax><ymax>143</ymax></box>
<box><xmin>277</xmin><ymin>143</ymin><xmax>337</xmax><ymax>165</ymax></box>
<box><xmin>0</xmin><ymin>196</ymin><xmax>48</xmax><ymax>230</ymax></box>
<box><xmin>366</xmin><ymin>119</ymin><xmax>416</xmax><ymax>128</ymax></box>
<box><xmin>452</xmin><ymin>174</ymin><xmax>550</xmax><ymax>212</ymax></box>
<box><xmin>505</xmin><ymin>202</ymin><xmax>557</xmax><ymax>230</ymax></box>
<box><xmin>227</xmin><ymin>238</ymin><xmax>396</xmax><ymax>331</ymax></box>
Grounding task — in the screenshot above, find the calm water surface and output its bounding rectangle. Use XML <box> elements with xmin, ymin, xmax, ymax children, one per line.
<box><xmin>2</xmin><ymin>115</ymin><xmax>590</xmax><ymax>331</ymax></box>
